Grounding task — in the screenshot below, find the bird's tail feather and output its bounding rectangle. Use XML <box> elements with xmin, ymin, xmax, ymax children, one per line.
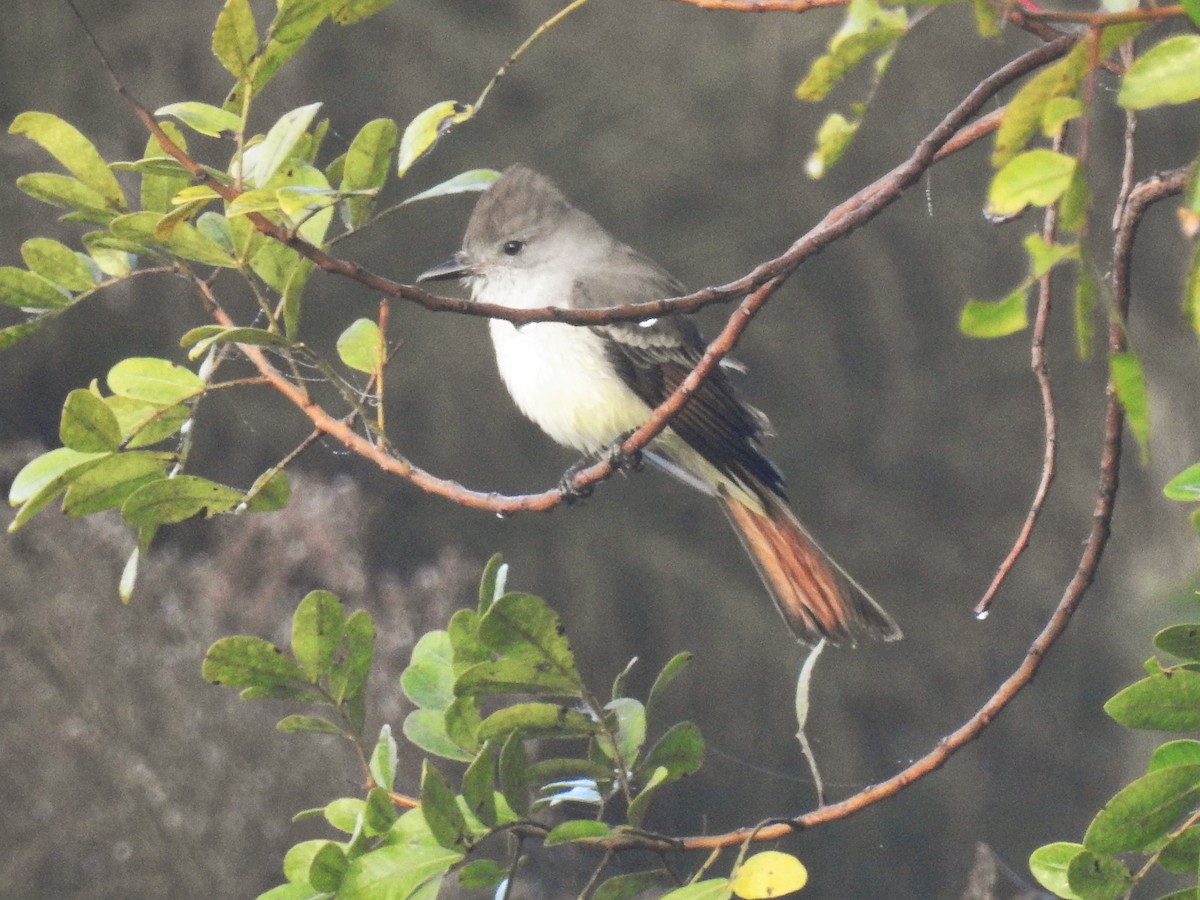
<box><xmin>719</xmin><ymin>491</ymin><xmax>901</xmax><ymax>646</ymax></box>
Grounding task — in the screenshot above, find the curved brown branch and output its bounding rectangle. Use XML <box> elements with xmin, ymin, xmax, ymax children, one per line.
<box><xmin>975</xmin><ymin>137</ymin><xmax>1065</xmax><ymax>616</ymax></box>
<box><xmin>592</xmin><ymin>167</ymin><xmax>1194</xmax><ymax>857</ymax></box>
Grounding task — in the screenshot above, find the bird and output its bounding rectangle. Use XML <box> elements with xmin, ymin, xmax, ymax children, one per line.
<box><xmin>418</xmin><ymin>164</ymin><xmax>900</xmax><ymax>646</ymax></box>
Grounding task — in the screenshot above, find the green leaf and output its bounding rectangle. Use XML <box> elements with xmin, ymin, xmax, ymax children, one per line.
<box><xmin>202</xmin><ymin>635</ymin><xmax>308</xmax><ymax>690</ymax></box>
<box><xmin>448</xmin><ymin>608</ymin><xmax>490</xmax><ymax>674</ymax></box>
<box><xmin>401</xmin><ymin>169</ymin><xmax>500</xmax><ymax>207</ymax></box>
<box><xmin>292</xmin><ymin>590</ymin><xmax>345</xmax><ymax>681</ymax></box>
<box><xmin>731</xmin><ymin>851</ymin><xmax>809</xmax><ymax>899</ymax></box>
<box><xmin>1165</xmin><ymin>463</ymin><xmax>1200</xmax><ymax>503</ymax></box>
<box><xmin>396</xmin><ymin>101</ymin><xmax>474</xmax><ymax>177</ymax></box>
<box><xmin>213</xmin><ymin>0</ymin><xmax>260</xmax><ymax>81</ymax></box>
<box><xmin>454</xmin><ymin>658</ymin><xmax>585</xmax><ymax>697</ymax></box>
<box><xmin>402</xmin><ymin>708</ymin><xmax>474</xmax><ymax>762</ymax></box>
<box><xmin>340</xmin><ymin>118</ymin><xmax>398</xmax><ymax>228</ymax></box>
<box><xmin>1042</xmin><ymin>97</ymin><xmax>1083</xmax><ymax>138</ymax></box>
<box><xmin>121</xmin><ymin>474</ymin><xmax>244</xmax><ymax>526</ymax></box>
<box><xmin>109</xmin><ymin>211</ymin><xmax>236</xmax><ymax>268</ymax></box>
<box><xmin>324</xmin><ymin>797</ymin><xmax>365</xmax><ymax>834</ymax></box>
<box><xmin>363</xmin><ymin>785</ymin><xmax>398</xmax><ymax>835</ymax></box>
<box><xmin>1024</xmin><ymin>233</ymin><xmax>1079</xmax><ymax>279</ymax></box>
<box><xmin>443</xmin><ymin>696</ymin><xmax>483</xmax><ymax>755</ymax></box>
<box><xmin>8</xmin><ymin>446</ymin><xmax>109</xmax><ymax>506</ymax></box>
<box><xmin>598</xmin><ymin>697</ymin><xmax>646</xmax><ymax>767</ymax></box>
<box><xmin>0</xmin><ymin>267</ymin><xmax>71</xmax><ymax>309</ymax></box>
<box><xmin>456</xmin><ymin>859</ymin><xmax>507</xmax><ymax>890</ymax></box>
<box><xmin>1029</xmin><ymin>842</ymin><xmax>1086</xmax><ymax>899</ymax></box>
<box><xmin>0</xmin><ymin>318</ymin><xmax>52</xmax><ymax>351</ymax></box>
<box><xmin>338</xmin><ymin>841</ymin><xmax>461</xmax><ymax>900</ymax></box>
<box><xmin>638</xmin><ymin>720</ymin><xmax>704</xmax><ymax>783</ymax></box>
<box><xmin>795</xmin><ymin>25</ymin><xmax>905</xmax><ymax>103</ymax></box>
<box><xmin>1156</xmin><ymin>625</ymin><xmax>1200</xmax><ymax>662</ymax></box>
<box><xmin>627</xmin><ymin>765</ymin><xmax>669</xmax><ymax>829</ymax></box>
<box><xmin>60</xmin><ymin>389</ymin><xmax>122</xmax><ymax>452</ymax></box>
<box><xmin>15</xmin><ymin>172</ymin><xmax>116</xmax><ymax>222</ymax></box>
<box><xmin>248</xmin><ymin>102</ymin><xmax>324</xmax><ymax>187</ymax></box>
<box><xmin>476</xmin><ymin>702</ymin><xmax>599</xmax><ymax>742</ymax></box>
<box><xmin>282</xmin><ymin>838</ymin><xmax>332</xmax><ymax>883</ymax></box>
<box><xmin>477</xmin><ymin>553</ymin><xmax>506</xmax><ymax>614</ymax></box>
<box><xmin>498</xmin><ymin>731</ymin><xmax>530</xmax><ymax>817</ymax></box>
<box><xmin>328</xmin><ymin>609</ymin><xmax>375</xmax><ymax>708</ymax></box>
<box><xmin>331</xmin><ymin>0</ymin><xmax>397</xmax><ymax>24</ymax></box>
<box><xmin>401</xmin><ymin>630</ymin><xmax>455</xmax><ymax>709</ymax></box>
<box><xmin>336</xmin><ymin>318</ymin><xmax>382</xmax><ymax>374</ymax></box>
<box><xmin>306</xmin><ymin>840</ymin><xmax>349</xmax><ymax>893</ymax></box>
<box><xmin>1058</xmin><ymin>165</ymin><xmax>1091</xmax><ymax>234</ymax></box>
<box><xmin>104</xmin><ymin>396</ymin><xmax>189</xmax><ymax>448</ymax></box>
<box><xmin>280</xmin><ymin>257</ymin><xmax>312</xmax><ymax>339</ymax></box>
<box><xmin>9</xmin><ymin>111</ymin><xmax>126</xmax><ymax>210</ymax></box>
<box><xmin>7</xmin><ymin>447</ymin><xmax>110</xmax><ymax>531</ymax></box>
<box><xmin>987</xmin><ymin>150</ymin><xmax>1077</xmax><ymax>217</ymax></box>
<box><xmin>992</xmin><ymin>56</ymin><xmax>1084</xmax><ymax>168</ymax></box>
<box><xmin>1118</xmin><ymin>35</ymin><xmax>1200</xmax><ymax>110</ymax></box>
<box><xmin>369</xmin><ymin>723</ymin><xmax>398</xmax><ymax>791</ymax></box>
<box><xmin>1084</xmin><ymin>764</ymin><xmax>1200</xmax><ymax>853</ymax></box>
<box><xmin>1105</xmin><ymin>670</ymin><xmax>1200</xmax><ymax>730</ymax></box>
<box><xmin>420</xmin><ymin>761</ymin><xmax>471</xmax><ymax>850</ymax></box>
<box><xmin>21</xmin><ymin>238</ymin><xmax>97</xmax><ymax>291</ymax></box>
<box><xmin>959</xmin><ymin>289</ymin><xmax>1028</xmax><ymax>338</ymax></box>
<box><xmin>545</xmin><ymin>819</ymin><xmax>611</xmax><ymax>845</ymax></box>
<box><xmin>460</xmin><ymin>742</ymin><xmax>497</xmax><ymax>827</ymax></box>
<box><xmin>478</xmin><ymin>592</ymin><xmax>582</xmax><ymax>686</ymax></box>
<box><xmin>1159</xmin><ymin>823</ymin><xmax>1200</xmax><ymax>874</ymax></box>
<box><xmin>62</xmin><ymin>452</ymin><xmax>170</xmax><ymax>517</ymax></box>
<box><xmin>1075</xmin><ymin>263</ymin><xmax>1097</xmax><ymax>359</ymax></box>
<box><xmin>594</xmin><ymin>871</ymin><xmax>673</xmax><ymax>900</ymax></box>
<box><xmin>1149</xmin><ymin>739</ymin><xmax>1200</xmax><ymax>772</ymax></box>
<box><xmin>1110</xmin><ymin>351</ymin><xmax>1149</xmax><ymax>462</ymax></box>
<box><xmin>276</xmin><ymin>714</ymin><xmax>344</xmax><ymax>735</ymax></box>
<box><xmin>156</xmin><ymin>101</ymin><xmax>243</xmax><ymax>138</ymax></box>
<box><xmin>107</xmin><ymin>357</ymin><xmax>205</xmax><ymax>405</ymax></box>
<box><xmin>245</xmin><ymin>469</ymin><xmax>291</xmax><ymax>513</ymax></box>
<box><xmin>1065</xmin><ymin>849</ymin><xmax>1131</xmax><ymax>900</ymax></box>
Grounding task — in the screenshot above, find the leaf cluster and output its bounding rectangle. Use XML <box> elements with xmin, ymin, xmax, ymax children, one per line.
<box><xmin>1030</xmin><ymin>625</ymin><xmax>1200</xmax><ymax>899</ymax></box>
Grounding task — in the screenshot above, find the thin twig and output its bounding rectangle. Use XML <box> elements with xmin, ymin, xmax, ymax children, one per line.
<box><xmin>975</xmin><ymin>131</ymin><xmax>1065</xmax><ymax>616</ymax></box>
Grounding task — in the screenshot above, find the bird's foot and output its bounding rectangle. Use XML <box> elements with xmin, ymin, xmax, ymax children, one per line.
<box><xmin>607</xmin><ymin>432</ymin><xmax>644</xmax><ymax>473</ymax></box>
<box><xmin>558</xmin><ymin>458</ymin><xmax>596</xmax><ymax>505</ymax></box>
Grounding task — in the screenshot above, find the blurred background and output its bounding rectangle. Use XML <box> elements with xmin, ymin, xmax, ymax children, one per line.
<box><xmin>3</xmin><ymin>1</ymin><xmax>1200</xmax><ymax>897</ymax></box>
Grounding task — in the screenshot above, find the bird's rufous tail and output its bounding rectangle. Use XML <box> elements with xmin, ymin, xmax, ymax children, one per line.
<box><xmin>719</xmin><ymin>491</ymin><xmax>901</xmax><ymax>646</ymax></box>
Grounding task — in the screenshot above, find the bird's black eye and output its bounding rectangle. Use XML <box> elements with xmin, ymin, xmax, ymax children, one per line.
<box><xmin>502</xmin><ymin>240</ymin><xmax>525</xmax><ymax>256</ymax></box>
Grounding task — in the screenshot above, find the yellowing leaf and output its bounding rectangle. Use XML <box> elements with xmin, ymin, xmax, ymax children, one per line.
<box><xmin>397</xmin><ymin>101</ymin><xmax>474</xmax><ymax>177</ymax></box>
<box><xmin>731</xmin><ymin>851</ymin><xmax>808</xmax><ymax>898</ymax></box>
<box><xmin>959</xmin><ymin>289</ymin><xmax>1028</xmax><ymax>339</ymax></box>
<box><xmin>336</xmin><ymin>318</ymin><xmax>382</xmax><ymax>374</ymax></box>
<box><xmin>9</xmin><ymin>112</ymin><xmax>126</xmax><ymax>210</ymax></box>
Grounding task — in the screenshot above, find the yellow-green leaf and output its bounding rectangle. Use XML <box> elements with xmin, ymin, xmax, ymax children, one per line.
<box><xmin>213</xmin><ymin>0</ymin><xmax>260</xmax><ymax>80</ymax></box>
<box><xmin>959</xmin><ymin>289</ymin><xmax>1028</xmax><ymax>338</ymax></box>
<box><xmin>156</xmin><ymin>101</ymin><xmax>242</xmax><ymax>138</ymax></box>
<box><xmin>0</xmin><ymin>267</ymin><xmax>71</xmax><ymax>309</ymax></box>
<box><xmin>805</xmin><ymin>112</ymin><xmax>860</xmax><ymax>179</ymax></box>
<box><xmin>107</xmin><ymin>357</ymin><xmax>205</xmax><ymax>405</ymax></box>
<box><xmin>1110</xmin><ymin>350</ymin><xmax>1149</xmax><ymax>462</ymax></box>
<box><xmin>20</xmin><ymin>239</ymin><xmax>96</xmax><ymax>292</ymax></box>
<box><xmin>987</xmin><ymin>150</ymin><xmax>1077</xmax><ymax>217</ymax></box>
<box><xmin>1118</xmin><ymin>35</ymin><xmax>1200</xmax><ymax>110</ymax></box>
<box><xmin>731</xmin><ymin>851</ymin><xmax>808</xmax><ymax>899</ymax></box>
<box><xmin>397</xmin><ymin>101</ymin><xmax>474</xmax><ymax>177</ymax></box>
<box><xmin>9</xmin><ymin>112</ymin><xmax>126</xmax><ymax>210</ymax></box>
<box><xmin>336</xmin><ymin>318</ymin><xmax>381</xmax><ymax>374</ymax></box>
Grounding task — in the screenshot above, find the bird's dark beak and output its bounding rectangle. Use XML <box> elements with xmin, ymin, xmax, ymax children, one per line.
<box><xmin>416</xmin><ymin>251</ymin><xmax>472</xmax><ymax>283</ymax></box>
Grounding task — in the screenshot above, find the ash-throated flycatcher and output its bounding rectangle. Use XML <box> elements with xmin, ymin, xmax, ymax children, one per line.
<box><xmin>418</xmin><ymin>165</ymin><xmax>900</xmax><ymax>645</ymax></box>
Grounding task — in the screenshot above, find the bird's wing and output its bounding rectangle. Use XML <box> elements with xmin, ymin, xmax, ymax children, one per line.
<box><xmin>571</xmin><ymin>252</ymin><xmax>784</xmax><ymax>498</ymax></box>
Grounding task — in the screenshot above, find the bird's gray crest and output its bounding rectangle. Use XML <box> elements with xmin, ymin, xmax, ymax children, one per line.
<box><xmin>463</xmin><ymin>165</ymin><xmax>573</xmax><ymax>252</ymax></box>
